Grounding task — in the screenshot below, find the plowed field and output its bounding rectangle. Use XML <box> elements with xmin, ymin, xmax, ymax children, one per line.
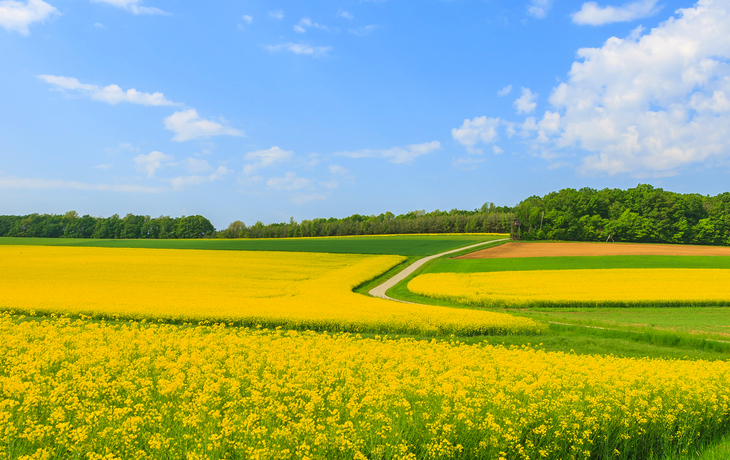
<box><xmin>457</xmin><ymin>242</ymin><xmax>730</xmax><ymax>258</ymax></box>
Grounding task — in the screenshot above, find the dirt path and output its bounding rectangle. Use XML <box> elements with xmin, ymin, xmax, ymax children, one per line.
<box><xmin>368</xmin><ymin>238</ymin><xmax>509</xmax><ymax>301</ymax></box>
<box><xmin>457</xmin><ymin>242</ymin><xmax>730</xmax><ymax>259</ymax></box>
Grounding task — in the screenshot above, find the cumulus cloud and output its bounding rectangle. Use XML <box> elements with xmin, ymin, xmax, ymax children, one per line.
<box><xmin>572</xmin><ymin>0</ymin><xmax>661</xmax><ymax>26</ymax></box>
<box><xmin>242</xmin><ymin>14</ymin><xmax>252</xmax><ymax>24</ymax></box>
<box><xmin>268</xmin><ymin>9</ymin><xmax>283</xmax><ymax>20</ymax></box>
<box><xmin>527</xmin><ymin>0</ymin><xmax>553</xmax><ymax>18</ymax></box>
<box><xmin>0</xmin><ymin>175</ymin><xmax>164</xmax><ymax>192</ymax></box>
<box><xmin>514</xmin><ymin>87</ymin><xmax>538</xmax><ymax>114</ymax></box>
<box><xmin>328</xmin><ymin>164</ymin><xmax>349</xmax><ymax>175</ymax></box>
<box><xmin>336</xmin><ymin>141</ymin><xmax>441</xmax><ymax>164</ymax></box>
<box><xmin>90</xmin><ymin>0</ymin><xmax>166</xmax><ymax>15</ymax></box>
<box><xmin>264</xmin><ymin>42</ymin><xmax>332</xmax><ymax>57</ymax></box>
<box><xmin>168</xmin><ymin>166</ymin><xmax>231</xmax><ymax>191</ymax></box>
<box><xmin>471</xmin><ymin>0</ymin><xmax>730</xmax><ymax>177</ymax></box>
<box><xmin>38</xmin><ymin>75</ymin><xmax>178</xmax><ymax>106</ymax></box>
<box><xmin>497</xmin><ymin>85</ymin><xmax>512</xmax><ymax>97</ymax></box>
<box><xmin>133</xmin><ymin>151</ymin><xmax>174</xmax><ymax>177</ymax></box>
<box><xmin>0</xmin><ymin>0</ymin><xmax>59</xmax><ymax>36</ymax></box>
<box><xmin>243</xmin><ymin>146</ymin><xmax>293</xmax><ymax>175</ymax></box>
<box><xmin>452</xmin><ymin>116</ymin><xmax>500</xmax><ymax>152</ymax></box>
<box><xmin>294</xmin><ymin>17</ymin><xmax>329</xmax><ymax>33</ymax></box>
<box><xmin>338</xmin><ymin>10</ymin><xmax>353</xmax><ymax>19</ymax></box>
<box><xmin>183</xmin><ymin>157</ymin><xmax>211</xmax><ymax>174</ymax></box>
<box><xmin>164</xmin><ymin>109</ymin><xmax>243</xmax><ymax>142</ymax></box>
<box><xmin>267</xmin><ymin>171</ymin><xmax>311</xmax><ymax>191</ymax></box>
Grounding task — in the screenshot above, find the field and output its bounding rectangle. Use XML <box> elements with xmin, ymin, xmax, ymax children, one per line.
<box><xmin>0</xmin><ymin>245</ymin><xmax>539</xmax><ymax>336</ymax></box>
<box><xmin>408</xmin><ymin>268</ymin><xmax>730</xmax><ymax>308</ymax></box>
<box><xmin>0</xmin><ymin>233</ymin><xmax>506</xmax><ymax>256</ymax></box>
<box><xmin>2</xmin><ymin>237</ymin><xmax>730</xmax><ymax>459</ymax></box>
<box><xmin>3</xmin><ymin>315</ymin><xmax>730</xmax><ymax>460</ymax></box>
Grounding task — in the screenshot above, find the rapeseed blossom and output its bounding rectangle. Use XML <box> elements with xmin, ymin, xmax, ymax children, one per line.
<box><xmin>409</xmin><ymin>268</ymin><xmax>730</xmax><ymax>308</ymax></box>
<box><xmin>1</xmin><ymin>315</ymin><xmax>728</xmax><ymax>460</ymax></box>
<box><xmin>0</xmin><ymin>246</ymin><xmax>540</xmax><ymax>335</ymax></box>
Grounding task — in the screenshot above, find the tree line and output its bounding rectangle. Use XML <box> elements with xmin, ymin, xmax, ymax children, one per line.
<box><xmin>3</xmin><ymin>185</ymin><xmax>730</xmax><ymax>245</ymax></box>
<box><xmin>512</xmin><ymin>184</ymin><xmax>730</xmax><ymax>245</ymax></box>
<box><xmin>220</xmin><ymin>205</ymin><xmax>515</xmax><ymax>239</ymax></box>
<box><xmin>0</xmin><ymin>212</ymin><xmax>215</xmax><ymax>239</ymax></box>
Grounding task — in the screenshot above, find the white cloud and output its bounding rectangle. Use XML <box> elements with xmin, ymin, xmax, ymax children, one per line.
<box><xmin>264</xmin><ymin>42</ymin><xmax>332</xmax><ymax>57</ymax></box>
<box><xmin>320</xmin><ymin>179</ymin><xmax>338</xmax><ymax>189</ymax></box>
<box><xmin>514</xmin><ymin>87</ymin><xmax>538</xmax><ymax>114</ymax></box>
<box><xmin>268</xmin><ymin>9</ymin><xmax>283</xmax><ymax>20</ymax></box>
<box><xmin>183</xmin><ymin>157</ymin><xmax>211</xmax><ymax>174</ymax></box>
<box><xmin>497</xmin><ymin>85</ymin><xmax>512</xmax><ymax>97</ymax></box>
<box><xmin>328</xmin><ymin>164</ymin><xmax>349</xmax><ymax>175</ymax></box>
<box><xmin>133</xmin><ymin>151</ymin><xmax>174</xmax><ymax>178</ymax></box>
<box><xmin>452</xmin><ymin>116</ymin><xmax>500</xmax><ymax>152</ymax></box>
<box><xmin>572</xmin><ymin>0</ymin><xmax>661</xmax><ymax>26</ymax></box>
<box><xmin>90</xmin><ymin>0</ymin><xmax>166</xmax><ymax>15</ymax></box>
<box><xmin>243</xmin><ymin>146</ymin><xmax>293</xmax><ymax>174</ymax></box>
<box><xmin>507</xmin><ymin>0</ymin><xmax>730</xmax><ymax>176</ymax></box>
<box><xmin>527</xmin><ymin>0</ymin><xmax>553</xmax><ymax>18</ymax></box>
<box><xmin>338</xmin><ymin>10</ymin><xmax>353</xmax><ymax>19</ymax></box>
<box><xmin>267</xmin><ymin>171</ymin><xmax>311</xmax><ymax>191</ymax></box>
<box><xmin>242</xmin><ymin>14</ymin><xmax>252</xmax><ymax>24</ymax></box>
<box><xmin>94</xmin><ymin>22</ymin><xmax>104</xmax><ymax>28</ymax></box>
<box><xmin>164</xmin><ymin>109</ymin><xmax>243</xmax><ymax>142</ymax></box>
<box><xmin>38</xmin><ymin>75</ymin><xmax>177</xmax><ymax>106</ymax></box>
<box><xmin>168</xmin><ymin>166</ymin><xmax>231</xmax><ymax>191</ymax></box>
<box><xmin>0</xmin><ymin>175</ymin><xmax>164</xmax><ymax>193</ymax></box>
<box><xmin>336</xmin><ymin>141</ymin><xmax>441</xmax><ymax>164</ymax></box>
<box><xmin>492</xmin><ymin>146</ymin><xmax>504</xmax><ymax>154</ymax></box>
<box><xmin>93</xmin><ymin>163</ymin><xmax>112</xmax><ymax>170</ymax></box>
<box><xmin>349</xmin><ymin>24</ymin><xmax>378</xmax><ymax>36</ymax></box>
<box><xmin>0</xmin><ymin>0</ymin><xmax>59</xmax><ymax>36</ymax></box>
<box><xmin>294</xmin><ymin>17</ymin><xmax>329</xmax><ymax>33</ymax></box>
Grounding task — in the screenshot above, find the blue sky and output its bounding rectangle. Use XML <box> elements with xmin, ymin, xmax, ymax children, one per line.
<box><xmin>1</xmin><ymin>0</ymin><xmax>729</xmax><ymax>228</ymax></box>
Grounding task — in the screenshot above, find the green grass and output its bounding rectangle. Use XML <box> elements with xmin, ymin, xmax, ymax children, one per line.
<box><xmin>515</xmin><ymin>307</ymin><xmax>730</xmax><ymax>341</ymax></box>
<box><xmin>0</xmin><ymin>234</ymin><xmax>506</xmax><ymax>256</ymax></box>
<box><xmin>425</xmin><ymin>255</ymin><xmax>730</xmax><ymax>273</ymax></box>
<box><xmin>668</xmin><ymin>431</ymin><xmax>730</xmax><ymax>460</ymax></box>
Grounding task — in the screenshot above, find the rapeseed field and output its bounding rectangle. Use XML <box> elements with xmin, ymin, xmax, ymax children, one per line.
<box><xmin>0</xmin><ymin>246</ymin><xmax>540</xmax><ymax>335</ymax></box>
<box><xmin>409</xmin><ymin>268</ymin><xmax>730</xmax><ymax>308</ymax></box>
<box><xmin>2</xmin><ymin>315</ymin><xmax>729</xmax><ymax>460</ymax></box>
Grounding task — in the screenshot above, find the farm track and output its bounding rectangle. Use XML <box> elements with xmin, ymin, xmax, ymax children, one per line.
<box><xmin>368</xmin><ymin>238</ymin><xmax>509</xmax><ymax>301</ymax></box>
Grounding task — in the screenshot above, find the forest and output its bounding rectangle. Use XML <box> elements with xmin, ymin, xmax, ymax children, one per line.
<box><xmin>2</xmin><ymin>185</ymin><xmax>730</xmax><ymax>245</ymax></box>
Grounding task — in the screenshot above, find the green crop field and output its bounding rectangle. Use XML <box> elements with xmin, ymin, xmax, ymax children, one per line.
<box><xmin>0</xmin><ymin>234</ymin><xmax>506</xmax><ymax>256</ymax></box>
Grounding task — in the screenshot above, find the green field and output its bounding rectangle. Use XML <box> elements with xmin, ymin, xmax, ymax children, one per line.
<box><xmin>0</xmin><ymin>234</ymin><xmax>506</xmax><ymax>256</ymax></box>
<box><xmin>516</xmin><ymin>307</ymin><xmax>730</xmax><ymax>340</ymax></box>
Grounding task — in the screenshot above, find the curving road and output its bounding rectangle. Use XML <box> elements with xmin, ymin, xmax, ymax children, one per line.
<box><xmin>368</xmin><ymin>238</ymin><xmax>510</xmax><ymax>302</ymax></box>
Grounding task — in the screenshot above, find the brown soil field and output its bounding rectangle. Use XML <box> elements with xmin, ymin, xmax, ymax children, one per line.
<box><xmin>456</xmin><ymin>242</ymin><xmax>730</xmax><ymax>259</ymax></box>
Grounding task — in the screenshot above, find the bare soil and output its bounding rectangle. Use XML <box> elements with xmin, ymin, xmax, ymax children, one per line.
<box><xmin>456</xmin><ymin>242</ymin><xmax>730</xmax><ymax>259</ymax></box>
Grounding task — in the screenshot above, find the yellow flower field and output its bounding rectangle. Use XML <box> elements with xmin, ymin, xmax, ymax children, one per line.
<box><xmin>1</xmin><ymin>315</ymin><xmax>729</xmax><ymax>460</ymax></box>
<box><xmin>409</xmin><ymin>268</ymin><xmax>730</xmax><ymax>307</ymax></box>
<box><xmin>0</xmin><ymin>246</ymin><xmax>541</xmax><ymax>335</ymax></box>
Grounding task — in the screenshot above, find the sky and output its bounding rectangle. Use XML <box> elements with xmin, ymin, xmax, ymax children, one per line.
<box><xmin>1</xmin><ymin>0</ymin><xmax>730</xmax><ymax>228</ymax></box>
